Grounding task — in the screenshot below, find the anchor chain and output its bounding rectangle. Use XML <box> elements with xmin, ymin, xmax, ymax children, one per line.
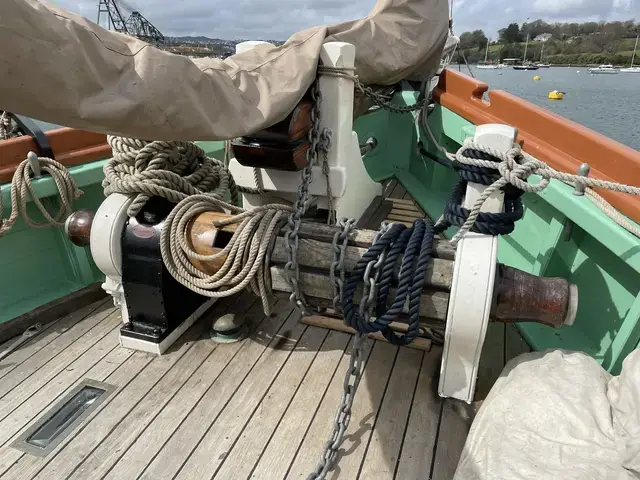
<box><xmin>282</xmin><ymin>82</ymin><xmax>332</xmax><ymax>312</ymax></box>
<box><xmin>329</xmin><ymin>218</ymin><xmax>356</xmax><ymax>313</ymax></box>
<box><xmin>308</xmin><ymin>330</ymin><xmax>367</xmax><ymax>480</ymax></box>
<box><xmin>308</xmin><ymin>221</ymin><xmax>389</xmax><ymax>480</ymax></box>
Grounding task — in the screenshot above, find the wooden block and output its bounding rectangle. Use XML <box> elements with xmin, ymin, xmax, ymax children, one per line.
<box><xmin>301</xmin><ymin>315</ymin><xmax>432</xmax><ymax>352</ymax></box>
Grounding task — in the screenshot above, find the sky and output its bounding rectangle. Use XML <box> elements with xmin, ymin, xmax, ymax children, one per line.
<box><xmin>50</xmin><ymin>0</ymin><xmax>639</xmax><ymax>40</ymax></box>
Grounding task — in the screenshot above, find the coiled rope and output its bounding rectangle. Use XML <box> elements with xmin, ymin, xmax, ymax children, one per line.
<box><xmin>450</xmin><ymin>138</ymin><xmax>640</xmax><ymax>241</ymax></box>
<box><xmin>342</xmin><ymin>219</ymin><xmax>435</xmax><ymax>346</ymax></box>
<box><xmin>160</xmin><ymin>194</ymin><xmax>291</xmax><ymax>316</ymax></box>
<box><xmin>0</xmin><ymin>155</ymin><xmax>82</xmax><ymax>237</ymax></box>
<box><xmin>103</xmin><ymin>136</ymin><xmax>239</xmax><ymax>218</ymax></box>
<box><xmin>0</xmin><ymin>111</ymin><xmax>21</xmax><ymax>140</ymax></box>
<box><xmin>105</xmin><ymin>136</ymin><xmax>293</xmax><ymax>316</ymax></box>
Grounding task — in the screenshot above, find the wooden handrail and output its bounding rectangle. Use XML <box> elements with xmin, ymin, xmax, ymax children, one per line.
<box><xmin>0</xmin><ymin>128</ymin><xmax>110</xmax><ymax>182</ymax></box>
<box><xmin>433</xmin><ymin>69</ymin><xmax>640</xmax><ymax>224</ymax></box>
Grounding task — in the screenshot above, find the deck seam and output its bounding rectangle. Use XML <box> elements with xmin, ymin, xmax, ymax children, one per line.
<box><xmin>282</xmin><ymin>337</ymin><xmax>356</xmax><ymax>479</ymax></box>
<box><xmin>392</xmin><ymin>351</ymin><xmax>426</xmax><ymax>480</ymax></box>
<box><xmin>0</xmin><ymin>348</ymin><xmax>152</xmax><ymax>479</ymax></box>
<box><xmin>428</xmin><ymin>400</ymin><xmax>446</xmax><ymax>479</ymax></box>
<box><xmin>0</xmin><ymin>305</ymin><xmax>116</xmax><ymax>402</ymax></box>
<box><xmin>355</xmin><ymin>345</ymin><xmax>400</xmax><ymax>479</ymax></box>
<box><xmin>0</xmin><ymin>328</ymin><xmax>121</xmax><ymax>447</ymax></box>
<box><xmin>0</xmin><ymin>299</ymin><xmax>110</xmax><ymax>382</ymax></box>
<box><xmin>137</xmin><ymin>306</ymin><xmax>297</xmax><ymax>480</ymax></box>
<box><xmin>64</xmin><ymin>332</ymin><xmax>212</xmax><ymax>480</ymax></box>
<box><xmin>33</xmin><ymin>342</ymin><xmax>195</xmax><ymax>480</ymax></box>
<box><xmin>177</xmin><ymin>322</ymin><xmax>310</xmax><ymax>480</ymax></box>
<box><xmin>212</xmin><ymin>328</ymin><xmax>330</xmax><ymax>479</ymax></box>
<box><xmin>0</xmin><ymin>310</ymin><xmax>120</xmax><ymax>419</ymax></box>
<box><xmin>98</xmin><ymin>298</ymin><xmax>263</xmax><ymax>480</ymax></box>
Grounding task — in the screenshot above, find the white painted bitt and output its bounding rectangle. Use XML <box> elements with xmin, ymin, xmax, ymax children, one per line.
<box><xmin>438</xmin><ymin>124</ymin><xmax>516</xmax><ymax>402</ymax></box>
<box><xmin>228</xmin><ymin>41</ymin><xmax>380</xmax><ymax>222</ymax></box>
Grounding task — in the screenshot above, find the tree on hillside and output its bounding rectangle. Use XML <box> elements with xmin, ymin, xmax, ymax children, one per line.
<box><xmin>460</xmin><ymin>29</ymin><xmax>488</xmax><ymax>49</ymax></box>
<box><xmin>499</xmin><ymin>23</ymin><xmax>521</xmax><ymax>43</ymax></box>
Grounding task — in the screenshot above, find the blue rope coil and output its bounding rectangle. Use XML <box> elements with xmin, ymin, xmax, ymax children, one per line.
<box><xmin>342</xmin><ymin>219</ymin><xmax>435</xmax><ymax>346</ymax></box>
<box><xmin>438</xmin><ymin>145</ymin><xmax>525</xmax><ymax>236</ymax></box>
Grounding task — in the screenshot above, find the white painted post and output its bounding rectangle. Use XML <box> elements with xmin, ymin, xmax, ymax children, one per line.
<box><xmin>438</xmin><ymin>124</ymin><xmax>517</xmax><ymax>402</ymax></box>
<box><xmin>228</xmin><ymin>41</ymin><xmax>380</xmax><ymax>224</ymax></box>
<box><xmin>317</xmin><ymin>42</ymin><xmax>380</xmax><ymax>220</ymax></box>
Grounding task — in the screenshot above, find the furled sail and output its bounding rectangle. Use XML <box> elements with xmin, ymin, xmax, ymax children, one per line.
<box><xmin>0</xmin><ymin>0</ymin><xmax>448</xmax><ymax>140</ymax></box>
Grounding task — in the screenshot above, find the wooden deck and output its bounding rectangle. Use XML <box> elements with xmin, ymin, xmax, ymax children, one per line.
<box><xmin>0</xmin><ymin>181</ymin><xmax>531</xmax><ymax>479</ymax></box>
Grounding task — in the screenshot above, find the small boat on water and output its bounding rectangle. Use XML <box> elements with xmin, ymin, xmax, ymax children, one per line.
<box><xmin>588</xmin><ymin>64</ymin><xmax>619</xmax><ymax>74</ymax></box>
<box><xmin>620</xmin><ymin>35</ymin><xmax>640</xmax><ymax>73</ymax></box>
<box><xmin>477</xmin><ymin>40</ymin><xmax>498</xmax><ymax>69</ymax></box>
<box><xmin>536</xmin><ymin>63</ymin><xmax>551</xmax><ymax>68</ymax></box>
<box><xmin>513</xmin><ymin>64</ymin><xmax>539</xmax><ymax>70</ymax></box>
<box><xmin>513</xmin><ymin>33</ymin><xmax>539</xmax><ymax>70</ymax></box>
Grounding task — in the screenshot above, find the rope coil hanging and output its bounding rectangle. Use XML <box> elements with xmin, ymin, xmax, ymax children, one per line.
<box><xmin>0</xmin><ymin>155</ymin><xmax>82</xmax><ymax>237</ymax></box>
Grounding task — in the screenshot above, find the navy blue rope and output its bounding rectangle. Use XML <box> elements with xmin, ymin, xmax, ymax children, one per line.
<box><xmin>343</xmin><ymin>219</ymin><xmax>435</xmax><ymax>346</ymax></box>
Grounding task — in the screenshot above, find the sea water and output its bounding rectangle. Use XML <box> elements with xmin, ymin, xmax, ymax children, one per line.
<box><xmin>470</xmin><ymin>66</ymin><xmax>640</xmax><ymax>151</ymax></box>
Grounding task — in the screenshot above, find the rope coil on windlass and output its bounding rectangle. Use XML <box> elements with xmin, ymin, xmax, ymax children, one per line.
<box><xmin>103</xmin><ymin>136</ymin><xmax>239</xmax><ymax>217</ymax></box>
<box><xmin>342</xmin><ymin>219</ymin><xmax>436</xmax><ymax>346</ymax></box>
<box><xmin>159</xmin><ymin>194</ymin><xmax>293</xmax><ymax>317</ymax></box>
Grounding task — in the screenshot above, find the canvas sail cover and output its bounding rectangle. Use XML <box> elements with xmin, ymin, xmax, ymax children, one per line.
<box><xmin>0</xmin><ymin>0</ymin><xmax>448</xmax><ymax>141</ymax></box>
<box><xmin>455</xmin><ymin>349</ymin><xmax>640</xmax><ymax>479</ymax></box>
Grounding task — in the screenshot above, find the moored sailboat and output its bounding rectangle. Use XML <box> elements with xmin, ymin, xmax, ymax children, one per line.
<box><xmin>620</xmin><ymin>35</ymin><xmax>640</xmax><ymax>73</ymax></box>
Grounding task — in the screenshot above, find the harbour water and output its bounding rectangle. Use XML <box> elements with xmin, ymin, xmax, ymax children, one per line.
<box><xmin>470</xmin><ymin>66</ymin><xmax>640</xmax><ymax>151</ymax></box>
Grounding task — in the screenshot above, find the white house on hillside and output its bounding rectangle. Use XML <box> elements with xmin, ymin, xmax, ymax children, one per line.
<box><xmin>533</xmin><ymin>33</ymin><xmax>552</xmax><ymax>42</ymax></box>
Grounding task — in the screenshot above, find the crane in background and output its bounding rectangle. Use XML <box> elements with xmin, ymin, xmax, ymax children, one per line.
<box><xmin>97</xmin><ymin>0</ymin><xmax>164</xmax><ymax>45</ymax></box>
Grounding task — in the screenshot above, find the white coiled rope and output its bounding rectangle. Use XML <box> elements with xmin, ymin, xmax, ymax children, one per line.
<box><xmin>103</xmin><ymin>136</ymin><xmax>238</xmax><ymax>218</ymax></box>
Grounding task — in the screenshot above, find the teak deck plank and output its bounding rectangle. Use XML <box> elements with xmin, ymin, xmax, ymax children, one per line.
<box><xmin>212</xmin><ymin>326</ymin><xmax>331</xmax><ymax>479</ymax></box>
<box><xmin>395</xmin><ymin>347</ymin><xmax>443</xmax><ymax>480</ymax></box>
<box><xmin>358</xmin><ymin>347</ymin><xmax>423</xmax><ymax>479</ymax></box>
<box><xmin>137</xmin><ymin>303</ymin><xmax>297</xmax><ymax>480</ymax></box>
<box><xmin>250</xmin><ymin>331</ymin><xmax>351</xmax><ymax>479</ymax></box>
<box><xmin>102</xmin><ymin>294</ymin><xmax>260</xmax><ymax>480</ymax></box>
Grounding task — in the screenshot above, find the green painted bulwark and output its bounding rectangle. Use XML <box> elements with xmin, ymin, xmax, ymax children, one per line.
<box><xmin>0</xmin><ymin>142</ymin><xmax>226</xmax><ymax>326</ymax></box>
<box><xmin>354</xmin><ymin>99</ymin><xmax>640</xmax><ymax>374</ymax></box>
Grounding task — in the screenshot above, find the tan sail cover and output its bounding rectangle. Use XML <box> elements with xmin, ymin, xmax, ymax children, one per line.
<box><xmin>0</xmin><ymin>0</ymin><xmax>448</xmax><ymax>141</ymax></box>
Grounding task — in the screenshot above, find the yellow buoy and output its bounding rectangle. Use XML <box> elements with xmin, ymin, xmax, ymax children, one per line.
<box><xmin>533</xmin><ymin>75</ymin><xmax>541</xmax><ymax>81</ymax></box>
<box><xmin>548</xmin><ymin>90</ymin><xmax>564</xmax><ymax>100</ymax></box>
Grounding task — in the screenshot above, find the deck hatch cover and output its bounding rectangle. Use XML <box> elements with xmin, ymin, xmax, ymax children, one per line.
<box><xmin>11</xmin><ymin>379</ymin><xmax>115</xmax><ymax>457</ymax></box>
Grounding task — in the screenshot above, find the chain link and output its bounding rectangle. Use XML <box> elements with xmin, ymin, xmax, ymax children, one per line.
<box><xmin>319</xmin><ymin>130</ymin><xmax>335</xmax><ymax>225</ymax></box>
<box><xmin>358</xmin><ymin>221</ymin><xmax>391</xmax><ymax>320</ymax></box>
<box><xmin>308</xmin><ymin>221</ymin><xmax>391</xmax><ymax>480</ymax></box>
<box><xmin>282</xmin><ymin>81</ymin><xmax>332</xmax><ymax>312</ymax></box>
<box><xmin>317</xmin><ymin>66</ymin><xmax>425</xmax><ymax>114</ymax></box>
<box><xmin>329</xmin><ymin>218</ymin><xmax>356</xmax><ymax>312</ymax></box>
<box><xmin>355</xmin><ymin>82</ymin><xmax>426</xmax><ymax>114</ymax></box>
<box><xmin>307</xmin><ymin>331</ymin><xmax>367</xmax><ymax>480</ymax></box>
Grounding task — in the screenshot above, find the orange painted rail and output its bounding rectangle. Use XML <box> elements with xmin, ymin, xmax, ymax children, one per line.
<box><xmin>0</xmin><ymin>128</ymin><xmax>110</xmax><ymax>183</ymax></box>
<box><xmin>434</xmin><ymin>69</ymin><xmax>640</xmax><ymax>224</ymax></box>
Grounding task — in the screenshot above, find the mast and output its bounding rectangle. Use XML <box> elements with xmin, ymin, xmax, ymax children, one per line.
<box><xmin>631</xmin><ymin>35</ymin><xmax>638</xmax><ymax>68</ymax></box>
<box><xmin>523</xmin><ymin>33</ymin><xmax>529</xmax><ymax>62</ymax></box>
<box><xmin>484</xmin><ymin>41</ymin><xmax>489</xmax><ymax>63</ymax></box>
<box><xmin>540</xmin><ymin>42</ymin><xmax>544</xmax><ymax>62</ymax></box>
